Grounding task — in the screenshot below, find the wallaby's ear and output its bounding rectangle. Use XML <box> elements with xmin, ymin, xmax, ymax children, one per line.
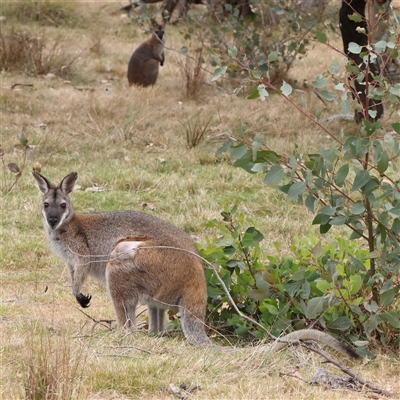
<box><xmin>32</xmin><ymin>172</ymin><xmax>52</xmax><ymax>194</ymax></box>
<box><xmin>60</xmin><ymin>172</ymin><xmax>78</xmax><ymax>194</ymax></box>
<box><xmin>149</xmin><ymin>18</ymin><xmax>164</xmax><ymax>31</ymax></box>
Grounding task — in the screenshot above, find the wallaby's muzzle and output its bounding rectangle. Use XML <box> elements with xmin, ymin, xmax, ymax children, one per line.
<box><xmin>48</xmin><ymin>216</ymin><xmax>59</xmax><ymax>228</ymax></box>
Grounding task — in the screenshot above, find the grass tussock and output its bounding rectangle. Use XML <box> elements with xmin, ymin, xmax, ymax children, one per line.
<box><xmin>1</xmin><ymin>0</ymin><xmax>81</xmax><ymax>27</ymax></box>
<box><xmin>181</xmin><ymin>113</ymin><xmax>212</xmax><ymax>149</ymax></box>
<box><xmin>5</xmin><ymin>322</ymin><xmax>87</xmax><ymax>400</ymax></box>
<box><xmin>0</xmin><ymin>28</ymin><xmax>81</xmax><ymax>77</ymax></box>
<box><xmin>179</xmin><ymin>49</ymin><xmax>205</xmax><ymax>99</ymax></box>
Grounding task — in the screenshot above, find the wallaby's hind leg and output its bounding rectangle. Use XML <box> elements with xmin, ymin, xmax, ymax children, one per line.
<box><xmin>110</xmin><ymin>295</ymin><xmax>138</xmax><ymax>329</ymax></box>
<box><xmin>107</xmin><ymin>240</ymin><xmax>144</xmax><ymax>329</ymax></box>
<box><xmin>148</xmin><ymin>306</ymin><xmax>165</xmax><ymax>334</ymax></box>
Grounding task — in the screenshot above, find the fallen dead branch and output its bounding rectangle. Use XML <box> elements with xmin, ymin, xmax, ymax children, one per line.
<box><xmin>302</xmin><ymin>343</ymin><xmax>397</xmax><ymax>398</ymax></box>
<box><xmin>11</xmin><ymin>83</ymin><xmax>34</xmax><ymax>89</ymax></box>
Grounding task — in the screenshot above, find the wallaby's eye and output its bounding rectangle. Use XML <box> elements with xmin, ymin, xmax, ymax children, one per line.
<box><xmin>44</xmin><ymin>202</ymin><xmax>49</xmax><ymax>208</ymax></box>
<box><xmin>60</xmin><ymin>203</ymin><xmax>67</xmax><ymax>209</ymax></box>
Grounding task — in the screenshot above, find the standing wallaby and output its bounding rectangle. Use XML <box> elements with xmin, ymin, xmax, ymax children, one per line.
<box><xmin>33</xmin><ymin>172</ymin><xmax>360</xmax><ymax>358</ymax></box>
<box><xmin>127</xmin><ymin>22</ymin><xmax>165</xmax><ymax>87</ymax></box>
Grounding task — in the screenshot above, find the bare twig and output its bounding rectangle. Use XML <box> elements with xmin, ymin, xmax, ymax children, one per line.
<box><xmin>11</xmin><ymin>83</ymin><xmax>34</xmax><ymax>90</ymax></box>
<box><xmin>76</xmin><ymin>308</ymin><xmax>115</xmax><ymax>331</ymax></box>
<box><xmin>302</xmin><ymin>343</ymin><xmax>397</xmax><ymax>398</ymax></box>
<box><xmin>103</xmin><ymin>345</ymin><xmax>153</xmax><ymax>355</ymax></box>
<box><xmin>279</xmin><ymin>370</ymin><xmax>308</xmax><ymax>384</ymax></box>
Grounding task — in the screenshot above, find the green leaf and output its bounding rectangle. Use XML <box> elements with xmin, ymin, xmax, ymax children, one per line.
<box><xmin>305</xmin><ymin>297</ymin><xmax>323</xmax><ymax>319</ymax></box>
<box><xmin>268</xmin><ymin>51</ymin><xmax>279</xmax><ymax>62</ymax></box>
<box><xmin>348</xmin><ymin>42</ymin><xmax>362</xmax><ymax>54</ymax></box>
<box><xmin>258</xmin><ymin>84</ymin><xmax>269</xmax><ymax>101</ymax></box>
<box><xmin>260</xmin><ymin>303</ymin><xmax>279</xmax><ymax>315</ymax></box>
<box><xmin>392</xmin><ymin>123</ymin><xmax>400</xmax><ymax>134</ymax></box>
<box><xmin>377</xmin><ymin>151</ymin><xmax>389</xmax><ymax>173</ymax></box>
<box><xmin>335</xmin><ymin>164</ymin><xmax>349</xmax><ymax>186</ymax></box>
<box><xmin>305</xmin><ymin>194</ymin><xmax>315</xmax><ymax>213</ymax></box>
<box><xmin>327</xmin><ymin>316</ymin><xmax>351</xmax><ymax>331</ymax></box>
<box><xmin>242</xmin><ymin>227</ymin><xmax>264</xmax><ymax>246</ymax></box>
<box><xmin>341</xmin><ymin>98</ymin><xmax>350</xmax><ymax>115</ymax></box>
<box><xmin>348</xmin><ymin>13</ymin><xmax>363</xmax><ymax>23</ymax></box>
<box><xmin>389</xmin><ymin>83</ymin><xmax>400</xmax><ymax>97</ymax></box>
<box><xmin>211</xmin><ymin>66</ymin><xmax>227</xmax><ymax>82</ymax></box>
<box><xmin>19</xmin><ymin>130</ymin><xmax>28</xmax><ymax>146</ymax></box>
<box><xmin>364</xmin><ymin>314</ymin><xmax>382</xmax><ymax>335</ymax></box>
<box><xmin>247</xmin><ymin>86</ymin><xmax>260</xmax><ymax>100</ymax></box>
<box><xmin>228</xmin><ymin>44</ymin><xmax>238</xmax><ymax>59</ymax></box>
<box><xmin>229</xmin><ymin>143</ymin><xmax>248</xmax><ymax>159</ymax></box>
<box><xmin>319</xmin><ymin>90</ymin><xmax>336</xmax><ymax>101</ymax></box>
<box><xmin>235</xmin><ymin>325</ymin><xmax>250</xmax><ymax>336</ymax></box>
<box><xmin>287</xmin><ymin>181</ymin><xmax>306</xmax><ymax>201</ymax></box>
<box><xmin>291</xmin><ymin>269</ymin><xmax>305</xmax><ymax>281</ymax></box>
<box><xmin>312</xmin><ymin>213</ymin><xmax>330</xmax><ymax>225</ymax></box>
<box><xmin>380</xmin><ymin>289</ymin><xmax>395</xmax><ymax>307</ymax></box>
<box><xmin>249</xmin><ymin>288</ymin><xmax>268</xmax><ymax>301</ymax></box>
<box><xmin>312</xmin><ymin>75</ymin><xmax>327</xmax><ymax>89</ymax></box>
<box><xmin>280</xmin><ymin>81</ymin><xmax>292</xmax><ymax>97</ymax></box>
<box><xmin>216</xmin><ymin>139</ymin><xmax>234</xmax><ymax>156</ymax></box>
<box><xmin>300</xmin><ymin>280</ymin><xmax>311</xmax><ymax>299</ymax></box>
<box><xmin>349</xmin><ymin>230</ymin><xmax>362</xmax><ymax>239</ymax></box>
<box><xmin>227</xmin><ymin>314</ymin><xmax>241</xmax><ymax>326</ymax></box>
<box><xmin>316</xmin><ymin>280</ymin><xmax>331</xmax><ymax>293</ymax></box>
<box><xmin>381</xmin><ymin>312</ymin><xmax>400</xmax><ymax>329</ymax></box>
<box><xmin>315</xmin><ymin>31</ymin><xmax>327</xmax><ymax>44</ymax></box>
<box><xmin>392</xmin><ymin>219</ymin><xmax>400</xmax><ymax>235</ymax></box>
<box><xmin>319</xmin><ymin>223</ymin><xmax>332</xmax><ymax>234</ymax></box>
<box><xmin>352</xmin><ymin>170</ymin><xmax>370</xmax><ymax>191</ymax></box>
<box><xmin>350</xmin><ymin>202</ymin><xmax>365</xmax><ymax>215</ymax></box>
<box><xmin>264</xmin><ymin>165</ymin><xmax>284</xmax><ymax>185</ymax></box>
<box><xmin>329</xmin><ymin>216</ymin><xmax>346</xmax><ymax>225</ymax></box>
<box><xmin>319</xmin><ymin>206</ymin><xmax>336</xmax><ymax>216</ymax></box>
<box><xmin>349</xmin><ymin>274</ymin><xmax>362</xmax><ymax>295</ymax></box>
<box><xmin>8</xmin><ymin>163</ymin><xmax>20</xmax><ymax>173</ymax></box>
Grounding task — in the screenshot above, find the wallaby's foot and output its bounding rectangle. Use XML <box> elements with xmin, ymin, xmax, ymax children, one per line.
<box><xmin>76</xmin><ymin>293</ymin><xmax>92</xmax><ymax>308</ymax></box>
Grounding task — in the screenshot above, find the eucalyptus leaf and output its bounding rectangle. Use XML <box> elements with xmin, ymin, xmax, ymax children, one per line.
<box><xmin>327</xmin><ymin>316</ymin><xmax>351</xmax><ymax>331</ymax></box>
<box><xmin>264</xmin><ymin>165</ymin><xmax>284</xmax><ymax>185</ymax></box>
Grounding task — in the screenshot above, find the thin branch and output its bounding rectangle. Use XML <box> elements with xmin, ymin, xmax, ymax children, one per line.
<box><xmin>302</xmin><ymin>343</ymin><xmax>397</xmax><ymax>398</ymax></box>
<box><xmin>103</xmin><ymin>345</ymin><xmax>153</xmax><ymax>355</ymax></box>
<box><xmin>11</xmin><ymin>83</ymin><xmax>34</xmax><ymax>90</ymax></box>
<box><xmin>76</xmin><ymin>308</ymin><xmax>115</xmax><ymax>331</ymax></box>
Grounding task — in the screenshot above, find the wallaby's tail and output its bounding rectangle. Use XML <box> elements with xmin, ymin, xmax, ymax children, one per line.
<box><xmin>268</xmin><ymin>329</ymin><xmax>360</xmax><ymax>359</ymax></box>
<box><xmin>180</xmin><ymin>307</ymin><xmax>213</xmax><ymax>347</ymax></box>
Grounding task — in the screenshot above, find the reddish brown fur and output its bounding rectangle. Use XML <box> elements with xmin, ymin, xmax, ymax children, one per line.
<box><xmin>33</xmin><ymin>172</ymin><xmax>361</xmax><ymax>357</ymax></box>
<box><xmin>33</xmin><ymin>171</ymin><xmax>211</xmax><ymax>346</ymax></box>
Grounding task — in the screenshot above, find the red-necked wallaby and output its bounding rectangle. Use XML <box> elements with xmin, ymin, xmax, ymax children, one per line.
<box><xmin>127</xmin><ymin>22</ymin><xmax>165</xmax><ymax>87</ymax></box>
<box><xmin>33</xmin><ymin>172</ymin><xmax>360</xmax><ymax>358</ymax></box>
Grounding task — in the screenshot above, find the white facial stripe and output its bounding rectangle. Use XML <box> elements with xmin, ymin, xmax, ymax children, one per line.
<box><xmin>42</xmin><ymin>208</ymin><xmax>53</xmax><ymax>230</ymax></box>
<box><xmin>55</xmin><ymin>209</ymin><xmax>69</xmax><ymax>229</ymax></box>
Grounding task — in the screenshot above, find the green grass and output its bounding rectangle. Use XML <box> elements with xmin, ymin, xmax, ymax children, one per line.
<box><xmin>1</xmin><ymin>1</ymin><xmax>399</xmax><ymax>398</ymax></box>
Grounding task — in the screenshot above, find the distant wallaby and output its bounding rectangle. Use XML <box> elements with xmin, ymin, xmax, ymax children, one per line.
<box><xmin>127</xmin><ymin>22</ymin><xmax>165</xmax><ymax>87</ymax></box>
<box><xmin>33</xmin><ymin>172</ymin><xmax>360</xmax><ymax>358</ymax></box>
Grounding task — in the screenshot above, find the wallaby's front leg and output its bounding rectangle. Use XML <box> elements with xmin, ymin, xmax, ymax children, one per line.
<box><xmin>69</xmin><ymin>264</ymin><xmax>91</xmax><ymax>308</ymax></box>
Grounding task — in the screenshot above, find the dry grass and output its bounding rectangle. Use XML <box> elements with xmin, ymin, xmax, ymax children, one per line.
<box><xmin>178</xmin><ymin>48</ymin><xmax>206</xmax><ymax>99</ymax></box>
<box><xmin>1</xmin><ymin>1</ymin><xmax>399</xmax><ymax>399</ymax></box>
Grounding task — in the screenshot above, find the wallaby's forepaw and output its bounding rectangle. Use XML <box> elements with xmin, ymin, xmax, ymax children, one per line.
<box><xmin>76</xmin><ymin>293</ymin><xmax>92</xmax><ymax>308</ymax></box>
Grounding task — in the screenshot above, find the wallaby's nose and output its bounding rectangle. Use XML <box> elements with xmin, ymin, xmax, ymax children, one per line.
<box><xmin>48</xmin><ymin>216</ymin><xmax>59</xmax><ymax>227</ymax></box>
